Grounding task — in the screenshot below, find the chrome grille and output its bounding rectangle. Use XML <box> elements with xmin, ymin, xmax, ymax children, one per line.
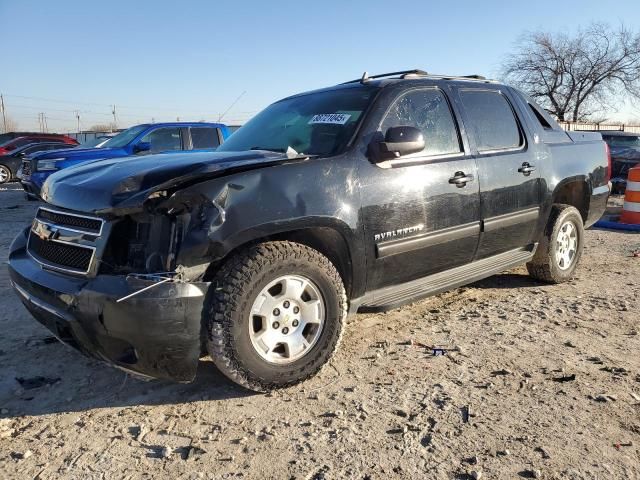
<box><xmin>36</xmin><ymin>207</ymin><xmax>104</xmax><ymax>235</ymax></box>
<box><xmin>27</xmin><ymin>235</ymin><xmax>94</xmax><ymax>274</ymax></box>
<box><xmin>27</xmin><ymin>207</ymin><xmax>103</xmax><ymax>275</ymax></box>
<box><xmin>21</xmin><ymin>160</ymin><xmax>31</xmax><ymax>177</ymax></box>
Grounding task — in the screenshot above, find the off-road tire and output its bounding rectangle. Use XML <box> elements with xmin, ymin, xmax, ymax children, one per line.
<box><xmin>526</xmin><ymin>204</ymin><xmax>584</xmax><ymax>283</ymax></box>
<box><xmin>205</xmin><ymin>241</ymin><xmax>347</xmax><ymax>392</ymax></box>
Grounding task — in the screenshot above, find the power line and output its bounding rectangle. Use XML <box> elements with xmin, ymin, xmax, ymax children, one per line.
<box><xmin>1</xmin><ymin>93</ymin><xmax>258</xmax><ymax>116</ymax></box>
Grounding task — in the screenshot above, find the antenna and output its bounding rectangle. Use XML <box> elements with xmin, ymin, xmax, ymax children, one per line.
<box><xmin>218</xmin><ymin>91</ymin><xmax>246</xmax><ymax>122</ymax></box>
<box><xmin>360</xmin><ymin>71</ymin><xmax>369</xmax><ymax>84</ymax></box>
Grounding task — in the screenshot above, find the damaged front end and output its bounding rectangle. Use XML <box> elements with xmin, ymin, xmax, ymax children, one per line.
<box><xmin>8</xmin><ymin>195</ymin><xmax>218</xmax><ymax>382</ymax></box>
<box><xmin>9</xmin><ymin>150</ymin><xmax>313</xmax><ymax>382</ymax></box>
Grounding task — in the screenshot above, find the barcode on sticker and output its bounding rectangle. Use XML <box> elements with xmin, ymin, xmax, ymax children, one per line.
<box><xmin>308</xmin><ymin>113</ymin><xmax>351</xmax><ymax>125</ymax></box>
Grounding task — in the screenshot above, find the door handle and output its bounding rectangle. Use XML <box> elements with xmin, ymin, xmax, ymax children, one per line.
<box><xmin>518</xmin><ymin>162</ymin><xmax>536</xmax><ymax>176</ymax></box>
<box><xmin>448</xmin><ymin>171</ymin><xmax>474</xmax><ymax>188</ymax></box>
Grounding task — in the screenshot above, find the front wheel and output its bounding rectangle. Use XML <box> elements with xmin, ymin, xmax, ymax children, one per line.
<box><xmin>527</xmin><ymin>204</ymin><xmax>584</xmax><ymax>283</ymax></box>
<box><xmin>205</xmin><ymin>241</ymin><xmax>347</xmax><ymax>391</ymax></box>
<box><xmin>0</xmin><ymin>165</ymin><xmax>11</xmax><ymax>184</ymax></box>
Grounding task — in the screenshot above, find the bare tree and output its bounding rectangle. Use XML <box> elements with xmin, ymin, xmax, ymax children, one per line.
<box><xmin>88</xmin><ymin>122</ymin><xmax>118</xmax><ymax>132</ymax></box>
<box><xmin>502</xmin><ymin>23</ymin><xmax>640</xmax><ymax>121</ymax></box>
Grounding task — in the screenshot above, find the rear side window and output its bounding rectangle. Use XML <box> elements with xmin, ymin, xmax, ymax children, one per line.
<box><xmin>381</xmin><ymin>89</ymin><xmax>461</xmax><ymax>156</ymax></box>
<box><xmin>460</xmin><ymin>90</ymin><xmax>522</xmax><ymax>151</ymax></box>
<box><xmin>191</xmin><ymin>127</ymin><xmax>220</xmax><ymax>149</ymax></box>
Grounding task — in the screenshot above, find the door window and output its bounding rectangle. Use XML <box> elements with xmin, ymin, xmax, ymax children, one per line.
<box><xmin>381</xmin><ymin>89</ymin><xmax>461</xmax><ymax>157</ymax></box>
<box><xmin>191</xmin><ymin>127</ymin><xmax>220</xmax><ymax>149</ymax></box>
<box><xmin>140</xmin><ymin>128</ymin><xmax>182</xmax><ymax>152</ymax></box>
<box><xmin>459</xmin><ymin>90</ymin><xmax>522</xmax><ymax>151</ymax></box>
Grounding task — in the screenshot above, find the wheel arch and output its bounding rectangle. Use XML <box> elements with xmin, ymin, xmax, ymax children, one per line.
<box><xmin>203</xmin><ymin>219</ymin><xmax>361</xmax><ymax>299</ymax></box>
<box><xmin>550</xmin><ymin>176</ymin><xmax>590</xmax><ymax>222</ymax></box>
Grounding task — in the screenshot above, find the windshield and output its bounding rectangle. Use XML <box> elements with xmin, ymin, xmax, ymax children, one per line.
<box><xmin>101</xmin><ymin>125</ymin><xmax>148</xmax><ymax>148</ymax></box>
<box><xmin>80</xmin><ymin>136</ymin><xmax>110</xmax><ymax>148</ymax></box>
<box><xmin>217</xmin><ymin>86</ymin><xmax>378</xmax><ymax>156</ymax></box>
<box><xmin>604</xmin><ymin>135</ymin><xmax>640</xmax><ymax>149</ymax></box>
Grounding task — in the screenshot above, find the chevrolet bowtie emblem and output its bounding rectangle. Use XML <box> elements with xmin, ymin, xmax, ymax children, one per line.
<box><xmin>32</xmin><ymin>219</ymin><xmax>59</xmax><ymax>241</ymax></box>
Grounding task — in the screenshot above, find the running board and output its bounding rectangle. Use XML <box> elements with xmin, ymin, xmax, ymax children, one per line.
<box><xmin>358</xmin><ymin>246</ymin><xmax>536</xmax><ymax>313</ymax></box>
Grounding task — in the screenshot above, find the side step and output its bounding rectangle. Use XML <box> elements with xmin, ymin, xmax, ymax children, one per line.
<box><xmin>358</xmin><ymin>246</ymin><xmax>536</xmax><ymax>313</ymax></box>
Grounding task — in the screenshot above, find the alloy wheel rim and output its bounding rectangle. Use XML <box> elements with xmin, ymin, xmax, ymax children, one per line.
<box><xmin>0</xmin><ymin>167</ymin><xmax>8</xmax><ymax>184</ymax></box>
<box><xmin>249</xmin><ymin>274</ymin><xmax>325</xmax><ymax>365</ymax></box>
<box><xmin>555</xmin><ymin>220</ymin><xmax>578</xmax><ymax>270</ymax></box>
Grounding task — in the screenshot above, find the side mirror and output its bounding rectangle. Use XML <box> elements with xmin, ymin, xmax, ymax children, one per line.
<box><xmin>16</xmin><ymin>152</ymin><xmax>26</xmax><ymax>158</ymax></box>
<box><xmin>369</xmin><ymin>126</ymin><xmax>425</xmax><ymax>163</ymax></box>
<box><xmin>133</xmin><ymin>141</ymin><xmax>151</xmax><ymax>154</ymax></box>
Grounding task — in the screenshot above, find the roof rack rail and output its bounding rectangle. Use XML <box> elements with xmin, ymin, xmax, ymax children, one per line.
<box><xmin>342</xmin><ymin>69</ymin><xmax>429</xmax><ymax>85</ymax></box>
<box><xmin>341</xmin><ymin>70</ymin><xmax>496</xmax><ymax>85</ymax></box>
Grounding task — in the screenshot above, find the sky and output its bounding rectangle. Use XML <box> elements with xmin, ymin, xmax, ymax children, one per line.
<box><xmin>1</xmin><ymin>0</ymin><xmax>639</xmax><ymax>132</ymax></box>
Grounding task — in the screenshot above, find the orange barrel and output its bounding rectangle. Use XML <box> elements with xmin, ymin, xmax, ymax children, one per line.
<box><xmin>620</xmin><ymin>166</ymin><xmax>640</xmax><ymax>224</ymax></box>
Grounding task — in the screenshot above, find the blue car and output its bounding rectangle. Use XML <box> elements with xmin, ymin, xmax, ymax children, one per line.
<box><xmin>21</xmin><ymin>122</ymin><xmax>231</xmax><ymax>199</ymax></box>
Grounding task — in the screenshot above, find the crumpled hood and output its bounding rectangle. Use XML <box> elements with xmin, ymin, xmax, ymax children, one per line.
<box><xmin>33</xmin><ymin>146</ymin><xmax>123</xmax><ymax>160</ymax></box>
<box><xmin>41</xmin><ymin>150</ymin><xmax>300</xmax><ymax>213</ymax></box>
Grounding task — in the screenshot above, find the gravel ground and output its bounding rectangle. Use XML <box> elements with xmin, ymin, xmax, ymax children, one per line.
<box><xmin>1</xmin><ymin>185</ymin><xmax>639</xmax><ymax>480</ymax></box>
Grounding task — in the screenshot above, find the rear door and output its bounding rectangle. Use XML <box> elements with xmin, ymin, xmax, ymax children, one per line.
<box><xmin>454</xmin><ymin>87</ymin><xmax>543</xmax><ymax>258</ymax></box>
<box><xmin>359</xmin><ymin>87</ymin><xmax>481</xmax><ymax>291</ymax></box>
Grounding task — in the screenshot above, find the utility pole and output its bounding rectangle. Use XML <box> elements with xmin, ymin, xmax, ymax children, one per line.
<box><xmin>43</xmin><ymin>114</ymin><xmax>48</xmax><ymax>133</ymax></box>
<box><xmin>38</xmin><ymin>113</ymin><xmax>43</xmax><ymax>132</ymax></box>
<box><xmin>111</xmin><ymin>105</ymin><xmax>117</xmax><ymax>130</ymax></box>
<box><xmin>74</xmin><ymin>110</ymin><xmax>81</xmax><ymax>134</ymax></box>
<box><xmin>0</xmin><ymin>94</ymin><xmax>7</xmax><ymax>133</ymax></box>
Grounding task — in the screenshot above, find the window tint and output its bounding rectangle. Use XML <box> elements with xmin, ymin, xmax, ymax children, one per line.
<box><xmin>381</xmin><ymin>89</ymin><xmax>461</xmax><ymax>157</ymax></box>
<box><xmin>141</xmin><ymin>128</ymin><xmax>182</xmax><ymax>152</ymax></box>
<box><xmin>460</xmin><ymin>90</ymin><xmax>522</xmax><ymax>151</ymax></box>
<box><xmin>191</xmin><ymin>127</ymin><xmax>220</xmax><ymax>149</ymax></box>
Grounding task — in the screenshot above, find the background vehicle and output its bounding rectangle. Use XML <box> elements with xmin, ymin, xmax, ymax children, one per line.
<box><xmin>599</xmin><ymin>131</ymin><xmax>640</xmax><ymax>193</ymax></box>
<box><xmin>20</xmin><ymin>121</ymin><xmax>231</xmax><ymax>199</ymax></box>
<box><xmin>8</xmin><ymin>70</ymin><xmax>609</xmax><ymax>392</ymax></box>
<box><xmin>0</xmin><ymin>133</ymin><xmax>78</xmax><ymax>155</ymax></box>
<box><xmin>0</xmin><ymin>142</ymin><xmax>76</xmax><ymax>184</ymax></box>
<box><xmin>78</xmin><ymin>133</ymin><xmax>118</xmax><ymax>148</ymax></box>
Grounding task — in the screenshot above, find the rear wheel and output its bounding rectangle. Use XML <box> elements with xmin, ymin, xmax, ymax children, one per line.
<box><xmin>527</xmin><ymin>204</ymin><xmax>584</xmax><ymax>283</ymax></box>
<box><xmin>205</xmin><ymin>241</ymin><xmax>346</xmax><ymax>391</ymax></box>
<box><xmin>0</xmin><ymin>165</ymin><xmax>10</xmax><ymax>184</ymax></box>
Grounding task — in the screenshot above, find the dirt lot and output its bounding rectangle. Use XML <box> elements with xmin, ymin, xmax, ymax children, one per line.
<box><xmin>0</xmin><ymin>185</ymin><xmax>639</xmax><ymax>480</ymax></box>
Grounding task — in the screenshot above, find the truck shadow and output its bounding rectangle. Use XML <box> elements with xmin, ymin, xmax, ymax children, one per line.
<box><xmin>469</xmin><ymin>272</ymin><xmax>545</xmax><ymax>289</ymax></box>
<box><xmin>0</xmin><ymin>350</ymin><xmax>256</xmax><ymax>418</ymax></box>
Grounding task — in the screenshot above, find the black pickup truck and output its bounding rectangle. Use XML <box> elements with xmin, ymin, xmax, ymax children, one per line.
<box><xmin>8</xmin><ymin>70</ymin><xmax>609</xmax><ymax>391</ymax></box>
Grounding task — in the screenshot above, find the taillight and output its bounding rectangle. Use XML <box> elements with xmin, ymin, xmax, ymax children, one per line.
<box><xmin>604</xmin><ymin>142</ymin><xmax>611</xmax><ymax>183</ymax></box>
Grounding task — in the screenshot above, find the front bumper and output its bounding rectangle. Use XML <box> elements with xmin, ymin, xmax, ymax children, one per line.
<box><xmin>8</xmin><ymin>228</ymin><xmax>210</xmax><ymax>382</ymax></box>
<box><xmin>20</xmin><ymin>180</ymin><xmax>41</xmax><ymax>200</ymax></box>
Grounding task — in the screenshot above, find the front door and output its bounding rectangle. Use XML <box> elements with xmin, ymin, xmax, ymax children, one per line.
<box><xmin>454</xmin><ymin>87</ymin><xmax>543</xmax><ymax>259</ymax></box>
<box><xmin>359</xmin><ymin>87</ymin><xmax>481</xmax><ymax>291</ymax></box>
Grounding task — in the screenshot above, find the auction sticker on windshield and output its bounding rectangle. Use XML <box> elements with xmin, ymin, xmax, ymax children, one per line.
<box><xmin>308</xmin><ymin>113</ymin><xmax>351</xmax><ymax>125</ymax></box>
